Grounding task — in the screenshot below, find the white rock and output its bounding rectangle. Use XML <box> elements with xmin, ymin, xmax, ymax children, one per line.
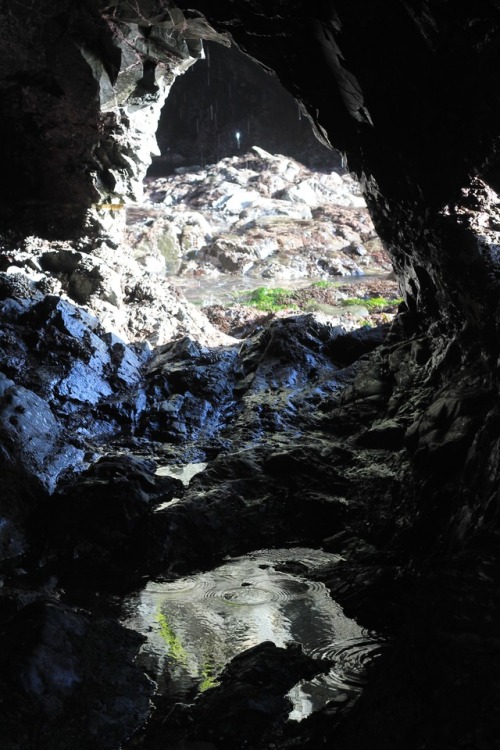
<box><xmin>285</xmin><ymin>181</ymin><xmax>320</xmax><ymax>208</ymax></box>
<box><xmin>214</xmin><ymin>188</ymin><xmax>262</xmax><ymax>213</ymax></box>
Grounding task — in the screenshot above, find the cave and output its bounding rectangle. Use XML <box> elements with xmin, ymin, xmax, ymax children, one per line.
<box><xmin>1</xmin><ymin>2</ymin><xmax>500</xmax><ymax>749</ymax></box>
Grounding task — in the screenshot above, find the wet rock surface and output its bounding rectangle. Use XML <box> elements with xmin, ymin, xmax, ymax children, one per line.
<box><xmin>0</xmin><ymin>595</ymin><xmax>154</xmax><ymax>750</ymax></box>
<box><xmin>0</xmin><ymin>235</ymin><xmax>233</xmax><ymax>347</ymax></box>
<box><xmin>3</xmin><ymin>2</ymin><xmax>500</xmax><ymax>749</ymax></box>
<box><xmin>128</xmin><ymin>642</ymin><xmax>332</xmax><ymax>749</ymax></box>
<box><xmin>2</xmin><ymin>227</ymin><xmax>498</xmax><ymax>748</ymax></box>
<box><xmin>0</xmin><ymin>223</ymin><xmax>403</xmax><ymax>746</ymax></box>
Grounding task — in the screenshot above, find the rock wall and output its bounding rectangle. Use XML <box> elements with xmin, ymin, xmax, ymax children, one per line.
<box><xmin>1</xmin><ymin>2</ymin><xmax>500</xmax><ymax>749</ymax></box>
<box><xmin>0</xmin><ymin>1</ymin><xmax>224</xmax><ymax>239</ymax></box>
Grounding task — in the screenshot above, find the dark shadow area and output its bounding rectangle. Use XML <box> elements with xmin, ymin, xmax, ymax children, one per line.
<box><xmin>149</xmin><ymin>41</ymin><xmax>342</xmax><ymax>174</ymax></box>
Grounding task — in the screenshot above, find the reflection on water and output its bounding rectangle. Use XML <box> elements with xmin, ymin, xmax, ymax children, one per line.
<box><xmin>287</xmin><ymin>636</ymin><xmax>387</xmax><ymax>721</ymax></box>
<box><xmin>121</xmin><ymin>548</ymin><xmax>388</xmax><ymax>720</ymax></box>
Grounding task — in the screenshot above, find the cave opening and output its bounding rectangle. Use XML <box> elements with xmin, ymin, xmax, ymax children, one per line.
<box><xmin>147</xmin><ymin>39</ymin><xmax>342</xmax><ymax>174</ymax></box>
<box><xmin>128</xmin><ymin>37</ymin><xmax>398</xmax><ymax>337</ymax></box>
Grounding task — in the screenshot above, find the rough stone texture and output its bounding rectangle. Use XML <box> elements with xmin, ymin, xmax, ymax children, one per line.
<box><xmin>0</xmin><ymin>1</ymin><xmax>224</xmax><ymax>239</ymax></box>
<box><xmin>2</xmin><ymin>3</ymin><xmax>500</xmax><ymax>750</ymax></box>
<box><xmin>0</xmin><ymin>235</ymin><xmax>233</xmax><ymax>347</ymax></box>
<box><xmin>129</xmin><ymin>149</ymin><xmax>387</xmax><ymax>283</ymax></box>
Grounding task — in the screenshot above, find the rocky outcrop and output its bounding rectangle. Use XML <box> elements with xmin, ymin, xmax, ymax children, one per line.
<box><xmin>2</xmin><ymin>2</ymin><xmax>500</xmax><ymax>750</ymax></box>
<box><xmin>0</xmin><ymin>229</ymin><xmax>236</xmax><ymax>567</ymax></box>
<box><xmin>0</xmin><ymin>234</ymin><xmax>232</xmax><ymax>347</ymax></box>
<box><xmin>0</xmin><ymin>596</ymin><xmax>154</xmax><ymax>750</ymax></box>
<box><xmin>0</xmin><ymin>1</ymin><xmax>225</xmax><ymax>239</ymax></box>
<box><xmin>129</xmin><ymin>148</ymin><xmax>390</xmax><ymax>282</ymax></box>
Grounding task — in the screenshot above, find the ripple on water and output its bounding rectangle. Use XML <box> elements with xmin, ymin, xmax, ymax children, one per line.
<box><xmin>146</xmin><ymin>579</ymin><xmax>200</xmax><ymax>596</ymax></box>
<box><xmin>121</xmin><ymin>548</ymin><xmax>388</xmax><ymax>718</ymax></box>
<box><xmin>216</xmin><ymin>587</ymin><xmax>276</xmax><ymax>606</ymax></box>
<box><xmin>310</xmin><ymin>637</ymin><xmax>388</xmax><ymax>689</ymax></box>
<box><xmin>287</xmin><ymin>636</ymin><xmax>389</xmax><ymax>721</ymax></box>
<box><xmin>201</xmin><ymin>576</ymin><xmax>317</xmax><ymax>606</ymax></box>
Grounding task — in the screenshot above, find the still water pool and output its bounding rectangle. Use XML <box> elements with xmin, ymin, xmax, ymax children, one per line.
<box><xmin>121</xmin><ymin>547</ymin><xmax>387</xmax><ymax>721</ymax></box>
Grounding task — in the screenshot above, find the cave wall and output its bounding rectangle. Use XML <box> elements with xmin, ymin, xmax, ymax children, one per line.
<box><xmin>0</xmin><ymin>1</ymin><xmax>102</xmax><ymax>235</ymax></box>
<box><xmin>2</xmin><ymin>3</ymin><xmax>500</xmax><ymax>748</ymax></box>
<box><xmin>0</xmin><ymin>1</ymin><xmax>218</xmax><ymax>239</ymax></box>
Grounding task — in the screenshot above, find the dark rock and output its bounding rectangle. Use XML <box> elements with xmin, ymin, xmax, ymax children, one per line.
<box><xmin>0</xmin><ymin>372</ymin><xmax>83</xmax><ymax>492</ymax></box>
<box><xmin>356</xmin><ymin>419</ymin><xmax>406</xmax><ymax>450</ymax></box>
<box><xmin>139</xmin><ymin>336</ymin><xmax>240</xmax><ymax>443</ymax></box>
<box><xmin>328</xmin><ymin>323</ymin><xmax>391</xmax><ymax>367</ymax></box>
<box><xmin>0</xmin><ymin>451</ymin><xmax>48</xmax><ymax>565</ymax></box>
<box><xmin>35</xmin><ymin>455</ymin><xmax>184</xmax><ymax>581</ymax></box>
<box><xmin>0</xmin><ymin>271</ymin><xmax>42</xmax><ymax>302</ymax></box>
<box><xmin>167</xmin><ymin>642</ymin><xmax>332</xmax><ymax>749</ymax></box>
<box><xmin>39</xmin><ymin>248</ymin><xmax>83</xmax><ymax>275</ymax></box>
<box><xmin>0</xmin><ymin>597</ymin><xmax>154</xmax><ymax>750</ymax></box>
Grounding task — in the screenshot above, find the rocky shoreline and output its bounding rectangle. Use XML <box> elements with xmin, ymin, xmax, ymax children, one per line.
<box><xmin>129</xmin><ymin>148</ymin><xmax>391</xmax><ymax>282</ymax></box>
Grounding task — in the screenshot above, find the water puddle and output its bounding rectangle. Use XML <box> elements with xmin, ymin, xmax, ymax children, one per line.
<box><xmin>155</xmin><ymin>462</ymin><xmax>208</xmax><ymax>485</ymax></box>
<box><xmin>171</xmin><ymin>273</ymin><xmax>389</xmax><ymax>307</ymax></box>
<box><xmin>121</xmin><ymin>547</ymin><xmax>388</xmax><ymax>720</ymax></box>
<box><xmin>154</xmin><ymin>462</ymin><xmax>207</xmax><ymax>511</ymax></box>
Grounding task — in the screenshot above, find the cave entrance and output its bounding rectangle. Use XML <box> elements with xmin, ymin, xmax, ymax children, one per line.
<box><xmin>126</xmin><ymin>40</ymin><xmax>398</xmax><ymax>338</ymax></box>
<box><xmin>147</xmin><ymin>40</ymin><xmax>341</xmax><ymax>175</ymax></box>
